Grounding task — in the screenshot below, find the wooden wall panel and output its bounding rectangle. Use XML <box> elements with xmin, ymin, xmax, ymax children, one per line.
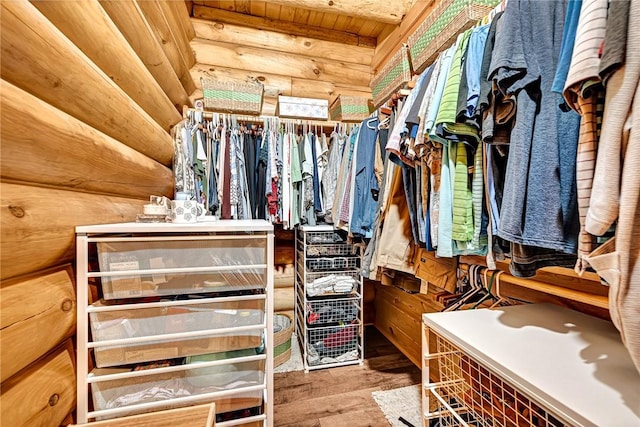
<box><xmin>0</xmin><ymin>0</ymin><xmax>173</xmax><ymax>166</ymax></box>
<box><xmin>136</xmin><ymin>0</ymin><xmax>197</xmax><ymax>96</ymax></box>
<box><xmin>1</xmin><ymin>340</ymin><xmax>76</xmax><ymax>427</ymax></box>
<box><xmin>191</xmin><ymin>39</ymin><xmax>371</xmax><ymax>86</ymax></box>
<box><xmin>1</xmin><ymin>183</ymin><xmax>146</xmax><ymax>280</ymax></box>
<box><xmin>30</xmin><ymin>0</ymin><xmax>181</xmax><ymax>130</ymax></box>
<box><xmin>1</xmin><ymin>80</ymin><xmax>173</xmax><ymax>199</ymax></box>
<box><xmin>192</xmin><ymin>19</ymin><xmax>374</xmax><ymax>65</ymax></box>
<box><xmin>99</xmin><ymin>0</ymin><xmax>192</xmax><ymax>107</ymax></box>
<box><xmin>1</xmin><ymin>266</ymin><xmax>76</xmax><ymax>382</ymax></box>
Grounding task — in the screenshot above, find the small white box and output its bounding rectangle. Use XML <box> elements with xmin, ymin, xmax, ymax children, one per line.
<box><xmin>276</xmin><ymin>96</ymin><xmax>329</xmax><ymax>120</ymax></box>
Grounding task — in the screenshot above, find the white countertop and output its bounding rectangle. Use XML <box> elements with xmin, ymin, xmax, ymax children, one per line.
<box><xmin>423</xmin><ymin>304</ymin><xmax>640</xmax><ymax>427</ymax></box>
<box><xmin>76</xmin><ymin>219</ymin><xmax>273</xmax><ymax>234</ymax></box>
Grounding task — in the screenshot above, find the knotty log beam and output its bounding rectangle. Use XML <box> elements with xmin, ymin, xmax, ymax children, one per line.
<box><xmin>0</xmin><ymin>340</ymin><xmax>76</xmax><ymax>427</ymax></box>
<box><xmin>100</xmin><ymin>0</ymin><xmax>194</xmax><ymax>105</ymax></box>
<box><xmin>1</xmin><ymin>266</ymin><xmax>76</xmax><ymax>382</ymax></box>
<box><xmin>1</xmin><ymin>183</ymin><xmax>146</xmax><ymax>280</ymax></box>
<box><xmin>0</xmin><ymin>0</ymin><xmax>173</xmax><ymax>166</ymax></box>
<box><xmin>30</xmin><ymin>0</ymin><xmax>181</xmax><ymax>130</ymax></box>
<box><xmin>192</xmin><ymin>38</ymin><xmax>371</xmax><ymax>87</ymax></box>
<box><xmin>1</xmin><ymin>80</ymin><xmax>173</xmax><ymax>199</ymax></box>
<box><xmin>192</xmin><ymin>18</ymin><xmax>374</xmax><ymax>65</ymax></box>
<box><xmin>157</xmin><ymin>0</ymin><xmax>196</xmax><ymax>68</ymax></box>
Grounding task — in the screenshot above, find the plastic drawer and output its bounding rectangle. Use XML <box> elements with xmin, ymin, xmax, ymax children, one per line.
<box><xmin>96</xmin><ymin>239</ymin><xmax>266</xmax><ymax>299</ymax></box>
<box><xmin>90</xmin><ymin>297</ymin><xmax>265</xmax><ymax>367</ymax></box>
<box><xmin>90</xmin><ymin>356</ymin><xmax>265</xmax><ymax>418</ymax></box>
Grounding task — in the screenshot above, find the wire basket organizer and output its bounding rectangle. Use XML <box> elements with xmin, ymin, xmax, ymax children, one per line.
<box><xmin>305</xmin><ymin>322</ymin><xmax>361</xmax><ymax>368</ymax></box>
<box><xmin>201</xmin><ymin>78</ymin><xmax>264</xmax><ymax>115</ymax></box>
<box><xmin>408</xmin><ymin>0</ymin><xmax>500</xmax><ymax>75</ymax></box>
<box><xmin>306</xmin><ymin>297</ymin><xmax>360</xmax><ymax>327</ymax></box>
<box><xmin>425</xmin><ymin>330</ymin><xmax>568</xmax><ymax>427</ymax></box>
<box><xmin>299</xmin><ymin>241</ymin><xmax>358</xmax><ymax>257</ymax></box>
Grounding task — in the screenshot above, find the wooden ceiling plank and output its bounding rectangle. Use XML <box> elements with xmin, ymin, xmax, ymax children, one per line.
<box><xmin>30</xmin><ymin>0</ymin><xmax>180</xmax><ymax>130</ymax></box>
<box><xmin>373</xmin><ymin>0</ymin><xmax>437</xmax><ymax>73</ymax></box>
<box><xmin>250</xmin><ymin>1</ymin><xmax>266</xmax><ymax>16</ymax></box>
<box><xmin>191</xmin><ymin>38</ymin><xmax>371</xmax><ymax>86</ymax></box>
<box><xmin>294</xmin><ymin>7</ymin><xmax>311</xmax><ymax>25</ymax></box>
<box><xmin>320</xmin><ymin>11</ymin><xmax>339</xmax><ymax>29</ymax></box>
<box><xmin>193</xmin><ymin>5</ymin><xmax>377</xmax><ymax>47</ymax></box>
<box><xmin>279</xmin><ymin>4</ymin><xmax>297</xmax><ymax>22</ymax></box>
<box><xmin>234</xmin><ymin>0</ymin><xmax>250</xmax><ymax>13</ymax></box>
<box><xmin>99</xmin><ymin>0</ymin><xmax>192</xmax><ymax>106</ymax></box>
<box><xmin>265</xmin><ymin>2</ymin><xmax>281</xmax><ymax>20</ymax></box>
<box><xmin>307</xmin><ymin>10</ymin><xmax>324</xmax><ymax>27</ymax></box>
<box><xmin>333</xmin><ymin>14</ymin><xmax>350</xmax><ymax>32</ymax></box>
<box><xmin>253</xmin><ymin>0</ymin><xmax>413</xmax><ymax>25</ymax></box>
<box><xmin>192</xmin><ymin>19</ymin><xmax>373</xmax><ymax>65</ymax></box>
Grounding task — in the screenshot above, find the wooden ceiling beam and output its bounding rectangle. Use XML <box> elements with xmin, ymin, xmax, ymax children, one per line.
<box><xmin>191</xmin><ymin>38</ymin><xmax>372</xmax><ymax>86</ymax></box>
<box><xmin>192</xmin><ymin>5</ymin><xmax>377</xmax><ymax>48</ymax></box>
<box><xmin>192</xmin><ymin>18</ymin><xmax>374</xmax><ymax>66</ymax></box>
<box><xmin>372</xmin><ymin>0</ymin><xmax>437</xmax><ymax>74</ymax></box>
<box><xmin>250</xmin><ymin>0</ymin><xmax>414</xmax><ymax>25</ymax></box>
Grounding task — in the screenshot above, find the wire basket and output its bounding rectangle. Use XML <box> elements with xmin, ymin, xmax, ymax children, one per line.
<box><xmin>370</xmin><ymin>44</ymin><xmax>413</xmax><ymax>108</ymax></box>
<box><xmin>201</xmin><ymin>78</ymin><xmax>264</xmax><ymax>115</ymax></box>
<box><xmin>304</xmin><ymin>231</ymin><xmax>346</xmax><ymax>245</ymax></box>
<box><xmin>306</xmin><ymin>322</ymin><xmax>360</xmax><ymax>367</ymax></box>
<box><xmin>273</xmin><ymin>313</ymin><xmax>294</xmax><ymax>367</ymax></box>
<box><xmin>305</xmin><ymin>256</ymin><xmax>360</xmax><ymax>272</ymax></box>
<box><xmin>408</xmin><ymin>0</ymin><xmax>500</xmax><ymax>74</ymax></box>
<box><xmin>305</xmin><ymin>271</ymin><xmax>360</xmax><ymax>298</ymax></box>
<box><xmin>304</xmin><ymin>243</ymin><xmax>358</xmax><ymax>257</ymax></box>
<box><xmin>426</xmin><ymin>330</ymin><xmax>568</xmax><ymax>427</ymax></box>
<box><xmin>306</xmin><ymin>297</ymin><xmax>360</xmax><ymax>327</ymax></box>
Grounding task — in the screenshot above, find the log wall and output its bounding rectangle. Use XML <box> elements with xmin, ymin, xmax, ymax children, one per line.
<box><xmin>0</xmin><ymin>1</ymin><xmax>195</xmax><ymax>424</ymax></box>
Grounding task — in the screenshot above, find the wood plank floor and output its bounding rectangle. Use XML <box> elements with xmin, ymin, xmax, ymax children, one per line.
<box><xmin>274</xmin><ymin>326</ymin><xmax>422</xmax><ymax>427</ymax></box>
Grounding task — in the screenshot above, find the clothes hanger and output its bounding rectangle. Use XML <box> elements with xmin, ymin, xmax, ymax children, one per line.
<box><xmin>444</xmin><ymin>265</ymin><xmax>480</xmax><ymax>311</ymax></box>
<box><xmin>471</xmin><ymin>270</ymin><xmax>498</xmax><ymax>309</ymax></box>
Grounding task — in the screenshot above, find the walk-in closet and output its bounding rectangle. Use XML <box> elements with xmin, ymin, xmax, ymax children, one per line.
<box><xmin>1</xmin><ymin>1</ymin><xmax>639</xmax><ymax>426</ymax></box>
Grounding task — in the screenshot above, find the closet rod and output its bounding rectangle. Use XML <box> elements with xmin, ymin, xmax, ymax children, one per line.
<box><xmin>458</xmin><ymin>263</ymin><xmax>608</xmax><ymax>309</ymax></box>
<box><xmin>182</xmin><ymin>106</ymin><xmax>343</xmax><ymax>128</ymax></box>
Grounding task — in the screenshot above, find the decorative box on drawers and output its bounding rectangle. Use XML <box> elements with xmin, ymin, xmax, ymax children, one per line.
<box><xmin>76</xmin><ymin>220</ymin><xmax>274</xmax><ymax>427</ymax></box>
<box><xmin>295</xmin><ymin>225</ymin><xmax>364</xmax><ymax>372</ymax></box>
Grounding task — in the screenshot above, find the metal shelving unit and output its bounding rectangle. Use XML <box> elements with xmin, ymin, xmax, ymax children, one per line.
<box><xmin>295</xmin><ymin>225</ymin><xmax>364</xmax><ymax>372</ymax></box>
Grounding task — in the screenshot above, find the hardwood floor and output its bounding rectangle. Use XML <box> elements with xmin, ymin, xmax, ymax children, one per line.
<box><xmin>273</xmin><ymin>326</ymin><xmax>422</xmax><ymax>427</ymax></box>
